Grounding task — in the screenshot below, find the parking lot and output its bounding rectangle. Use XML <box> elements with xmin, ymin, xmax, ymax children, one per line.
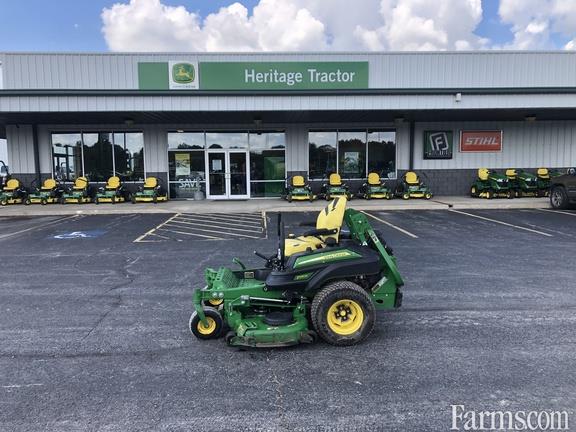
<box><xmin>1</xmin><ymin>207</ymin><xmax>575</xmax><ymax>431</ymax></box>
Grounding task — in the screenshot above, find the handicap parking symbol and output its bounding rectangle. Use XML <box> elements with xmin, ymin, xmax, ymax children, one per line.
<box><xmin>53</xmin><ymin>230</ymin><xmax>106</xmax><ymax>239</ymax></box>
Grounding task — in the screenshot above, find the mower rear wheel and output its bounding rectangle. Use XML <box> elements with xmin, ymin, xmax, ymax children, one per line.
<box><xmin>189</xmin><ymin>307</ymin><xmax>223</xmax><ymax>340</ymax></box>
<box><xmin>311</xmin><ymin>281</ymin><xmax>375</xmax><ymax>346</ymax></box>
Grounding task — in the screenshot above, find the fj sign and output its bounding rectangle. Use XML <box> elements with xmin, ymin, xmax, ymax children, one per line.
<box><xmin>169</xmin><ymin>61</ymin><xmax>198</xmax><ymax>90</ymax></box>
<box><xmin>460</xmin><ymin>131</ymin><xmax>503</xmax><ymax>152</ymax></box>
<box><xmin>424</xmin><ymin>131</ymin><xmax>453</xmax><ymax>159</ymax></box>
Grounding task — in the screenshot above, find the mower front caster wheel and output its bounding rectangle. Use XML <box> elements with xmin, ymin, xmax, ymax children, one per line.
<box><xmin>311</xmin><ymin>281</ymin><xmax>375</xmax><ymax>346</ymax></box>
<box><xmin>189</xmin><ymin>307</ymin><xmax>223</xmax><ymax>340</ymax></box>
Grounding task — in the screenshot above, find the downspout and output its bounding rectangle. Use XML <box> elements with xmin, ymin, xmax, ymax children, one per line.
<box><xmin>32</xmin><ymin>124</ymin><xmax>41</xmax><ymax>183</ymax></box>
<box><xmin>408</xmin><ymin>120</ymin><xmax>415</xmax><ymax>171</ymax></box>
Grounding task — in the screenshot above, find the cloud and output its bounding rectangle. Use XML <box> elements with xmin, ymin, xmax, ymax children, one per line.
<box><xmin>498</xmin><ymin>0</ymin><xmax>576</xmax><ymax>49</ymax></box>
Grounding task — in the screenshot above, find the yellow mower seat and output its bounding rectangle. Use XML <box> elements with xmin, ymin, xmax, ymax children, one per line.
<box><xmin>506</xmin><ymin>169</ymin><xmax>517</xmax><ymax>178</ymax></box>
<box><xmin>367</xmin><ymin>172</ymin><xmax>381</xmax><ymax>186</ymax></box>
<box><xmin>329</xmin><ymin>173</ymin><xmax>342</xmax><ymax>186</ymax></box>
<box><xmin>537</xmin><ymin>168</ymin><xmax>549</xmax><ymax>179</ymax></box>
<box><xmin>144</xmin><ymin>177</ymin><xmax>158</xmax><ymax>189</ymax></box>
<box><xmin>478</xmin><ymin>168</ymin><xmax>490</xmax><ymax>181</ymax></box>
<box><xmin>40</xmin><ymin>179</ymin><xmax>57</xmax><ymax>191</ymax></box>
<box><xmin>3</xmin><ymin>179</ymin><xmax>20</xmax><ymax>191</ymax></box>
<box><xmin>405</xmin><ymin>171</ymin><xmax>420</xmax><ymax>185</ymax></box>
<box><xmin>105</xmin><ymin>176</ymin><xmax>121</xmax><ymax>190</ymax></box>
<box><xmin>284</xmin><ymin>197</ymin><xmax>347</xmax><ymax>257</ymax></box>
<box><xmin>292</xmin><ymin>176</ymin><xmax>306</xmax><ymax>187</ymax></box>
<box><xmin>72</xmin><ymin>177</ymin><xmax>88</xmax><ymax>190</ymax></box>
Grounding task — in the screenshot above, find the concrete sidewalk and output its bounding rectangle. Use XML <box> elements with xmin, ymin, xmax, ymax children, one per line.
<box><xmin>0</xmin><ymin>196</ymin><xmax>551</xmax><ymax>217</ymax></box>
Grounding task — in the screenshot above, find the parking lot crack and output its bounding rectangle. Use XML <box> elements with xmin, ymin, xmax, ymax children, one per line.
<box><xmin>267</xmin><ymin>354</ymin><xmax>289</xmax><ymax>432</ymax></box>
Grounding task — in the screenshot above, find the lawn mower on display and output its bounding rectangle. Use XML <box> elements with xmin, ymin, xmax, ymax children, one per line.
<box><xmin>283</xmin><ymin>175</ymin><xmax>315</xmax><ymax>202</ymax></box>
<box><xmin>470</xmin><ymin>168</ymin><xmax>514</xmax><ymax>199</ymax></box>
<box><xmin>395</xmin><ymin>171</ymin><xmax>432</xmax><ymax>200</ymax></box>
<box><xmin>60</xmin><ymin>177</ymin><xmax>92</xmax><ymax>204</ymax></box>
<box><xmin>0</xmin><ymin>178</ymin><xmax>27</xmax><ymax>206</ymax></box>
<box><xmin>536</xmin><ymin>168</ymin><xmax>564</xmax><ymax>197</ymax></box>
<box><xmin>505</xmin><ymin>169</ymin><xmax>539</xmax><ymax>197</ymax></box>
<box><xmin>320</xmin><ymin>173</ymin><xmax>352</xmax><ymax>201</ymax></box>
<box><xmin>189</xmin><ymin>197</ymin><xmax>404</xmax><ymax>348</ymax></box>
<box><xmin>95</xmin><ymin>176</ymin><xmax>126</xmax><ymax>204</ymax></box>
<box><xmin>357</xmin><ymin>172</ymin><xmax>392</xmax><ymax>200</ymax></box>
<box><xmin>24</xmin><ymin>178</ymin><xmax>63</xmax><ymax>205</ymax></box>
<box><xmin>131</xmin><ymin>177</ymin><xmax>168</xmax><ymax>203</ymax></box>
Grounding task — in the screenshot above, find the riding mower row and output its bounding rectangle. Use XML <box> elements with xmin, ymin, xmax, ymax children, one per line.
<box><xmin>471</xmin><ymin>168</ymin><xmax>560</xmax><ymax>199</ymax></box>
<box><xmin>282</xmin><ymin>171</ymin><xmax>429</xmax><ymax>202</ymax></box>
<box><xmin>189</xmin><ymin>197</ymin><xmax>404</xmax><ymax>348</ymax></box>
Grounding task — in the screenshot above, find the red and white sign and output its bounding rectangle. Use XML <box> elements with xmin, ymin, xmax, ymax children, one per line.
<box><xmin>460</xmin><ymin>130</ymin><xmax>502</xmax><ymax>152</ymax></box>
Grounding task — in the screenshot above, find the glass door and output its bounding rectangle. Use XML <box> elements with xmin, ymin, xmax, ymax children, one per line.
<box><xmin>206</xmin><ymin>151</ymin><xmax>250</xmax><ymax>199</ymax></box>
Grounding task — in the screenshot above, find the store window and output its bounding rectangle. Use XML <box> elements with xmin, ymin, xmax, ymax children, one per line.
<box><xmin>168</xmin><ymin>132</ymin><xmax>206</xmax><ymax>199</ymax></box>
<box><xmin>308</xmin><ymin>129</ymin><xmax>396</xmax><ymax>180</ymax></box>
<box><xmin>0</xmin><ymin>138</ymin><xmax>7</xmax><ymax>166</ymax></box>
<box><xmin>205</xmin><ymin>132</ymin><xmax>248</xmax><ymax>149</ymax></box>
<box><xmin>249</xmin><ymin>132</ymin><xmax>286</xmax><ymax>197</ymax></box>
<box><xmin>51</xmin><ymin>131</ymin><xmax>145</xmax><ymax>182</ymax></box>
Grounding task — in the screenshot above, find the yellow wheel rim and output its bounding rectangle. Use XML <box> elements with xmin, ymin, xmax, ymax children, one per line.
<box><xmin>196</xmin><ymin>317</ymin><xmax>217</xmax><ymax>335</ymax></box>
<box><xmin>208</xmin><ymin>298</ymin><xmax>223</xmax><ymax>306</ymax></box>
<box><xmin>327</xmin><ymin>299</ymin><xmax>364</xmax><ymax>336</ymax></box>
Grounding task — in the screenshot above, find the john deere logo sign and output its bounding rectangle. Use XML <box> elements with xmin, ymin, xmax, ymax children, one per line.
<box><xmin>424</xmin><ymin>131</ymin><xmax>453</xmax><ymax>160</ymax></box>
<box><xmin>168</xmin><ymin>61</ymin><xmax>198</xmax><ymax>89</ymax></box>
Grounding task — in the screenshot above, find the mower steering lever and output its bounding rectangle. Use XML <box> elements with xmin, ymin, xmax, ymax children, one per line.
<box><xmin>254</xmin><ymin>251</ymin><xmax>269</xmax><ymax>261</ymax></box>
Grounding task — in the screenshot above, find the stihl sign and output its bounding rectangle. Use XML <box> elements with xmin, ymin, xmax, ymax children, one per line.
<box><xmin>460</xmin><ymin>131</ymin><xmax>502</xmax><ymax>152</ymax></box>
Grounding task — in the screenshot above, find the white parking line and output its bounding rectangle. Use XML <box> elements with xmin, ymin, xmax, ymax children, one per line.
<box><xmin>156</xmin><ymin>228</ymin><xmax>221</xmax><ymax>240</ymax></box>
<box><xmin>0</xmin><ymin>215</ymin><xmax>79</xmax><ymax>241</ymax></box>
<box><xmin>449</xmin><ymin>209</ymin><xmax>553</xmax><ymax>237</ymax></box>
<box><xmin>186</xmin><ymin>213</ymin><xmax>263</xmax><ymax>223</ymax></box>
<box><xmin>361</xmin><ymin>211</ymin><xmax>419</xmax><ymax>239</ymax></box>
<box><xmin>175</xmin><ymin>214</ymin><xmax>263</xmax><ymax>228</ymax></box>
<box><xmin>538</xmin><ymin>208</ymin><xmax>576</xmax><ymax>217</ymax></box>
<box><xmin>162</xmin><ymin>222</ymin><xmax>262</xmax><ymax>239</ymax></box>
<box><xmin>133</xmin><ymin>213</ymin><xmax>181</xmax><ymax>243</ymax></box>
<box><xmin>167</xmin><ymin>219</ymin><xmax>263</xmax><ymax>234</ymax></box>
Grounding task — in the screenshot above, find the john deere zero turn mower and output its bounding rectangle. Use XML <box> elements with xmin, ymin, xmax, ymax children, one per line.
<box><xmin>283</xmin><ymin>175</ymin><xmax>315</xmax><ymax>202</ymax></box>
<box><xmin>358</xmin><ymin>172</ymin><xmax>392</xmax><ymax>200</ymax></box>
<box><xmin>470</xmin><ymin>168</ymin><xmax>513</xmax><ymax>199</ymax></box>
<box><xmin>505</xmin><ymin>169</ymin><xmax>539</xmax><ymax>197</ymax></box>
<box><xmin>189</xmin><ymin>197</ymin><xmax>404</xmax><ymax>348</ymax></box>
<box><xmin>0</xmin><ymin>178</ymin><xmax>27</xmax><ymax>206</ymax></box>
<box><xmin>395</xmin><ymin>171</ymin><xmax>432</xmax><ymax>200</ymax></box>
<box><xmin>24</xmin><ymin>178</ymin><xmax>63</xmax><ymax>205</ymax></box>
<box><xmin>61</xmin><ymin>177</ymin><xmax>92</xmax><ymax>204</ymax></box>
<box><xmin>321</xmin><ymin>173</ymin><xmax>352</xmax><ymax>201</ymax></box>
<box><xmin>131</xmin><ymin>177</ymin><xmax>168</xmax><ymax>203</ymax></box>
<box><xmin>95</xmin><ymin>176</ymin><xmax>126</xmax><ymax>204</ymax></box>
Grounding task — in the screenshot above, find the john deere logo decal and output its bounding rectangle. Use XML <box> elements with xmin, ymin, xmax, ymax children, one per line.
<box><xmin>172</xmin><ymin>63</ymin><xmax>195</xmax><ymax>84</ymax></box>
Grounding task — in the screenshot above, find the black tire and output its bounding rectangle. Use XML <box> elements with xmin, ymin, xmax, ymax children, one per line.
<box><xmin>310</xmin><ymin>281</ymin><xmax>376</xmax><ymax>346</ymax></box>
<box><xmin>24</xmin><ymin>198</ymin><xmax>31</xmax><ymax>205</ymax></box>
<box><xmin>41</xmin><ymin>198</ymin><xmax>47</xmax><ymax>205</ymax></box>
<box><xmin>470</xmin><ymin>186</ymin><xmax>477</xmax><ymax>197</ymax></box>
<box><xmin>0</xmin><ymin>199</ymin><xmax>7</xmax><ymax>206</ymax></box>
<box><xmin>95</xmin><ymin>197</ymin><xmax>99</xmax><ymax>205</ymax></box>
<box><xmin>550</xmin><ymin>186</ymin><xmax>569</xmax><ymax>210</ymax></box>
<box><xmin>486</xmin><ymin>190</ymin><xmax>493</xmax><ymax>200</ymax></box>
<box><xmin>111</xmin><ymin>196</ymin><xmax>116</xmax><ymax>204</ymax></box>
<box><xmin>507</xmin><ymin>190</ymin><xmax>514</xmax><ymax>199</ymax></box>
<box><xmin>287</xmin><ymin>194</ymin><xmax>292</xmax><ymax>203</ymax></box>
<box><xmin>189</xmin><ymin>307</ymin><xmax>224</xmax><ymax>340</ymax></box>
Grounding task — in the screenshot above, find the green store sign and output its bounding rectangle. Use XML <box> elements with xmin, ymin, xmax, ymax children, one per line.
<box><xmin>423</xmin><ymin>131</ymin><xmax>453</xmax><ymax>160</ymax></box>
<box><xmin>138</xmin><ymin>61</ymin><xmax>369</xmax><ymax>91</ymax></box>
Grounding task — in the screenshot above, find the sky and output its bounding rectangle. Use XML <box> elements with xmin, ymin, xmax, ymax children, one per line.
<box><xmin>0</xmin><ymin>0</ymin><xmax>575</xmax><ymax>52</ymax></box>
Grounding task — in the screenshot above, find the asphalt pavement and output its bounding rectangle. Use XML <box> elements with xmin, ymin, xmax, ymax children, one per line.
<box><xmin>0</xmin><ymin>208</ymin><xmax>575</xmax><ymax>431</ymax></box>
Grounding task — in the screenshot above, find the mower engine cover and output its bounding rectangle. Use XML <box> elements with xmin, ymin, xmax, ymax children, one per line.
<box><xmin>189</xmin><ymin>197</ymin><xmax>404</xmax><ymax>348</ymax></box>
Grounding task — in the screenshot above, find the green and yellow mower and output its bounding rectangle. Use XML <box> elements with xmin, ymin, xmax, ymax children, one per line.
<box><xmin>0</xmin><ymin>178</ymin><xmax>27</xmax><ymax>206</ymax></box>
<box><xmin>189</xmin><ymin>197</ymin><xmax>404</xmax><ymax>348</ymax></box>
<box><xmin>505</xmin><ymin>169</ymin><xmax>539</xmax><ymax>197</ymax></box>
<box><xmin>95</xmin><ymin>176</ymin><xmax>126</xmax><ymax>204</ymax></box>
<box><xmin>131</xmin><ymin>177</ymin><xmax>168</xmax><ymax>203</ymax></box>
<box><xmin>358</xmin><ymin>172</ymin><xmax>392</xmax><ymax>200</ymax></box>
<box><xmin>321</xmin><ymin>173</ymin><xmax>352</xmax><ymax>201</ymax></box>
<box><xmin>536</xmin><ymin>168</ymin><xmax>563</xmax><ymax>197</ymax></box>
<box><xmin>470</xmin><ymin>168</ymin><xmax>513</xmax><ymax>199</ymax></box>
<box><xmin>24</xmin><ymin>178</ymin><xmax>63</xmax><ymax>205</ymax></box>
<box><xmin>395</xmin><ymin>171</ymin><xmax>432</xmax><ymax>200</ymax></box>
<box><xmin>61</xmin><ymin>176</ymin><xmax>92</xmax><ymax>204</ymax></box>
<box><xmin>283</xmin><ymin>175</ymin><xmax>315</xmax><ymax>202</ymax></box>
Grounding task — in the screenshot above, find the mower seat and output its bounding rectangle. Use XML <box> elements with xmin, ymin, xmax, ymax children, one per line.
<box><xmin>105</xmin><ymin>176</ymin><xmax>121</xmax><ymax>191</ymax></box>
<box><xmin>404</xmin><ymin>171</ymin><xmax>420</xmax><ymax>185</ymax></box>
<box><xmin>329</xmin><ymin>173</ymin><xmax>342</xmax><ymax>186</ymax></box>
<box><xmin>537</xmin><ymin>168</ymin><xmax>549</xmax><ymax>179</ymax></box>
<box><xmin>284</xmin><ymin>197</ymin><xmax>347</xmax><ymax>257</ymax></box>
<box><xmin>40</xmin><ymin>179</ymin><xmax>57</xmax><ymax>191</ymax></box>
<box><xmin>367</xmin><ymin>172</ymin><xmax>381</xmax><ymax>186</ymax></box>
<box><xmin>72</xmin><ymin>177</ymin><xmax>89</xmax><ymax>191</ymax></box>
<box><xmin>506</xmin><ymin>169</ymin><xmax>517</xmax><ymax>179</ymax></box>
<box><xmin>3</xmin><ymin>178</ymin><xmax>20</xmax><ymax>192</ymax></box>
<box><xmin>144</xmin><ymin>177</ymin><xmax>158</xmax><ymax>190</ymax></box>
<box><xmin>292</xmin><ymin>176</ymin><xmax>306</xmax><ymax>187</ymax></box>
<box><xmin>478</xmin><ymin>168</ymin><xmax>490</xmax><ymax>181</ymax></box>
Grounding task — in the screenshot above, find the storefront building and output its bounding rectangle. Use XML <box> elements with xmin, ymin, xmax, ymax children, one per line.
<box><xmin>0</xmin><ymin>51</ymin><xmax>575</xmax><ymax>198</ymax></box>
